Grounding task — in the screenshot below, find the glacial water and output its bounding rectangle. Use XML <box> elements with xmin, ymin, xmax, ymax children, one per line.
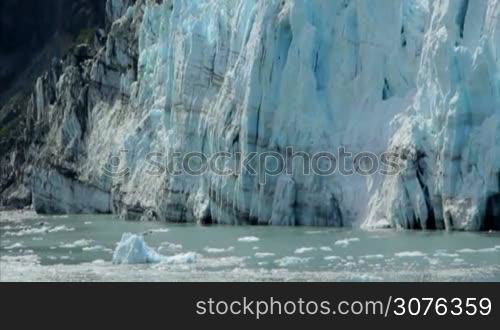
<box><xmin>0</xmin><ymin>211</ymin><xmax>499</xmax><ymax>282</ymax></box>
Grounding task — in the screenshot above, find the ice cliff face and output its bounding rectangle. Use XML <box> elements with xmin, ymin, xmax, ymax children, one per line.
<box><xmin>3</xmin><ymin>0</ymin><xmax>500</xmax><ymax>230</ymax></box>
<box><xmin>367</xmin><ymin>0</ymin><xmax>500</xmax><ymax>231</ymax></box>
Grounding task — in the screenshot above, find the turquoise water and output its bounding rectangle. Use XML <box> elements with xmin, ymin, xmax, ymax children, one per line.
<box><xmin>1</xmin><ymin>211</ymin><xmax>499</xmax><ymax>282</ymax></box>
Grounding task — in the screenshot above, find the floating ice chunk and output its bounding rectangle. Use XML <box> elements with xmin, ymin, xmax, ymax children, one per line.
<box><xmin>360</xmin><ymin>254</ymin><xmax>385</xmax><ymax>259</ymax></box>
<box><xmin>4</xmin><ymin>226</ymin><xmax>50</xmax><ymax>236</ymax></box>
<box><xmin>112</xmin><ymin>233</ymin><xmax>164</xmax><ymax>264</ymax></box>
<box><xmin>113</xmin><ymin>233</ymin><xmax>198</xmax><ymax>265</ymax></box>
<box><xmin>151</xmin><ymin>228</ymin><xmax>170</xmax><ymax>233</ymax></box>
<box><xmin>457</xmin><ymin>247</ymin><xmax>500</xmax><ymax>254</ymax></box>
<box><xmin>294</xmin><ymin>247</ymin><xmax>316</xmax><ymax>254</ymax></box>
<box><xmin>160</xmin><ymin>252</ymin><xmax>199</xmax><ymax>265</ymax></box>
<box><xmin>395</xmin><ymin>251</ymin><xmax>427</xmax><ymax>257</ymax></box>
<box><xmin>324</xmin><ymin>256</ymin><xmax>342</xmax><ymax>261</ymax></box>
<box><xmin>334</xmin><ymin>238</ymin><xmax>360</xmax><ymax>248</ymax></box>
<box><xmin>320</xmin><ymin>247</ymin><xmax>333</xmax><ymax>252</ymax></box>
<box><xmin>201</xmin><ymin>256</ymin><xmax>247</xmax><ymax>268</ymax></box>
<box><xmin>48</xmin><ymin>226</ymin><xmax>75</xmax><ymax>233</ymax></box>
<box><xmin>158</xmin><ymin>242</ymin><xmax>183</xmax><ymax>252</ymax></box>
<box><xmin>275</xmin><ymin>256</ymin><xmax>311</xmax><ymax>267</ymax></box>
<box><xmin>60</xmin><ymin>239</ymin><xmax>94</xmax><ymax>249</ymax></box>
<box><xmin>4</xmin><ymin>243</ymin><xmax>24</xmax><ymax>250</ymax></box>
<box><xmin>4</xmin><ymin>224</ymin><xmax>75</xmax><ymax>236</ymax></box>
<box><xmin>83</xmin><ymin>245</ymin><xmax>114</xmax><ymax>253</ymax></box>
<box><xmin>238</xmin><ymin>236</ymin><xmax>260</xmax><ymax>243</ymax></box>
<box><xmin>433</xmin><ymin>251</ymin><xmax>460</xmax><ymax>258</ymax></box>
<box><xmin>204</xmin><ymin>247</ymin><xmax>235</xmax><ymax>254</ymax></box>
<box><xmin>305</xmin><ymin>230</ymin><xmax>328</xmax><ymax>235</ymax></box>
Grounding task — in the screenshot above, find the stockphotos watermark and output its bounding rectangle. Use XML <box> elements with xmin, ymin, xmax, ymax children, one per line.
<box><xmin>102</xmin><ymin>147</ymin><xmax>407</xmax><ymax>184</ymax></box>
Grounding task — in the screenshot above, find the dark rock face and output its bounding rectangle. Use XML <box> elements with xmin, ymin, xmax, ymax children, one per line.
<box><xmin>0</xmin><ymin>0</ymin><xmax>105</xmax><ymax>104</ymax></box>
<box><xmin>0</xmin><ymin>0</ymin><xmax>106</xmax><ymax>210</ymax></box>
<box><xmin>1</xmin><ymin>0</ymin><xmax>144</xmax><ymax>212</ymax></box>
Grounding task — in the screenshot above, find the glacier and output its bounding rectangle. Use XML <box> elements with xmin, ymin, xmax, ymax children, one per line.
<box><xmin>2</xmin><ymin>0</ymin><xmax>500</xmax><ymax>231</ymax></box>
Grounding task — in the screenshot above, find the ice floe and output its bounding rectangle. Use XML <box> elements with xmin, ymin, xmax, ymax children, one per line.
<box><xmin>275</xmin><ymin>257</ymin><xmax>311</xmax><ymax>267</ymax></box>
<box><xmin>3</xmin><ymin>243</ymin><xmax>24</xmax><ymax>250</ymax></box>
<box><xmin>395</xmin><ymin>251</ymin><xmax>427</xmax><ymax>258</ymax></box>
<box><xmin>238</xmin><ymin>236</ymin><xmax>260</xmax><ymax>243</ymax></box>
<box><xmin>457</xmin><ymin>247</ymin><xmax>500</xmax><ymax>254</ymax></box>
<box><xmin>294</xmin><ymin>247</ymin><xmax>317</xmax><ymax>254</ymax></box>
<box><xmin>360</xmin><ymin>254</ymin><xmax>385</xmax><ymax>260</ymax></box>
<box><xmin>334</xmin><ymin>238</ymin><xmax>360</xmax><ymax>248</ymax></box>
<box><xmin>60</xmin><ymin>239</ymin><xmax>94</xmax><ymax>249</ymax></box>
<box><xmin>204</xmin><ymin>247</ymin><xmax>235</xmax><ymax>254</ymax></box>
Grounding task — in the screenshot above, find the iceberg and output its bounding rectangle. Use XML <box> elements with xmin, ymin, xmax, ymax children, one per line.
<box><xmin>112</xmin><ymin>233</ymin><xmax>164</xmax><ymax>264</ymax></box>
<box><xmin>112</xmin><ymin>233</ymin><xmax>199</xmax><ymax>265</ymax></box>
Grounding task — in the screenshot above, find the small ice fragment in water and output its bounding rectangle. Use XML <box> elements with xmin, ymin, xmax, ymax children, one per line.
<box><xmin>238</xmin><ymin>236</ymin><xmax>260</xmax><ymax>243</ymax></box>
<box><xmin>4</xmin><ymin>243</ymin><xmax>24</xmax><ymax>250</ymax></box>
<box><xmin>360</xmin><ymin>254</ymin><xmax>385</xmax><ymax>259</ymax></box>
<box><xmin>294</xmin><ymin>247</ymin><xmax>316</xmax><ymax>254</ymax></box>
<box><xmin>305</xmin><ymin>230</ymin><xmax>328</xmax><ymax>235</ymax></box>
<box><xmin>395</xmin><ymin>251</ymin><xmax>427</xmax><ymax>257</ymax></box>
<box><xmin>48</xmin><ymin>226</ymin><xmax>75</xmax><ymax>233</ymax></box>
<box><xmin>320</xmin><ymin>246</ymin><xmax>333</xmax><ymax>252</ymax></box>
<box><xmin>158</xmin><ymin>242</ymin><xmax>183</xmax><ymax>252</ymax></box>
<box><xmin>83</xmin><ymin>245</ymin><xmax>113</xmax><ymax>253</ymax></box>
<box><xmin>161</xmin><ymin>252</ymin><xmax>199</xmax><ymax>265</ymax></box>
<box><xmin>274</xmin><ymin>256</ymin><xmax>311</xmax><ymax>267</ymax></box>
<box><xmin>457</xmin><ymin>247</ymin><xmax>499</xmax><ymax>254</ymax></box>
<box><xmin>4</xmin><ymin>224</ymin><xmax>75</xmax><ymax>237</ymax></box>
<box><xmin>433</xmin><ymin>251</ymin><xmax>459</xmax><ymax>258</ymax></box>
<box><xmin>334</xmin><ymin>238</ymin><xmax>360</xmax><ymax>248</ymax></box>
<box><xmin>151</xmin><ymin>228</ymin><xmax>170</xmax><ymax>233</ymax></box>
<box><xmin>60</xmin><ymin>239</ymin><xmax>94</xmax><ymax>249</ymax></box>
<box><xmin>204</xmin><ymin>247</ymin><xmax>235</xmax><ymax>254</ymax></box>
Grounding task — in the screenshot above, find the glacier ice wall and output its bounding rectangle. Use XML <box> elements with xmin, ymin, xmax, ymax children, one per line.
<box><xmin>367</xmin><ymin>0</ymin><xmax>500</xmax><ymax>230</ymax></box>
<box><xmin>21</xmin><ymin>0</ymin><xmax>500</xmax><ymax>230</ymax></box>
